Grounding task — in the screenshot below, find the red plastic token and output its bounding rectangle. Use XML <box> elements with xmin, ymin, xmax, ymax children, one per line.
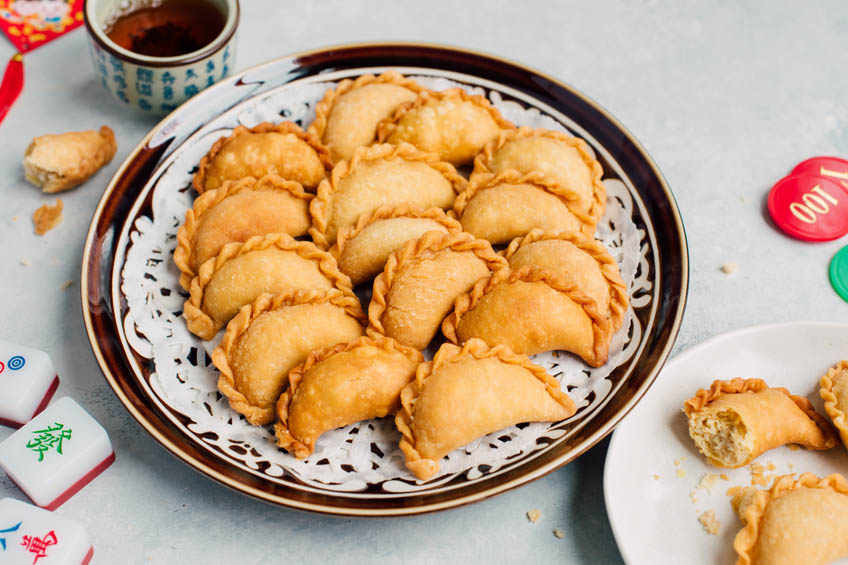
<box><xmin>768</xmin><ymin>173</ymin><xmax>848</xmax><ymax>241</ymax></box>
<box><xmin>792</xmin><ymin>156</ymin><xmax>848</xmax><ymax>188</ymax></box>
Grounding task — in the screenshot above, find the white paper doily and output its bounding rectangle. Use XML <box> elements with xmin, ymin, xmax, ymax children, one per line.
<box><xmin>120</xmin><ymin>73</ymin><xmax>652</xmax><ymax>493</ymax></box>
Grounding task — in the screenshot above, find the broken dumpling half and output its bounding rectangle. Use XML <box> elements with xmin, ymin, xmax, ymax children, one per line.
<box><xmin>395</xmin><ymin>339</ymin><xmax>576</xmax><ymax>481</ymax></box>
<box><xmin>684</xmin><ymin>378</ymin><xmax>837</xmax><ymax>468</ymax></box>
<box><xmin>212</xmin><ymin>290</ymin><xmax>365</xmax><ymax>426</ymax></box>
<box><xmin>731</xmin><ymin>473</ymin><xmax>848</xmax><ymax>565</ymax></box>
<box><xmin>376</xmin><ymin>88</ymin><xmax>515</xmax><ymax>166</ymax></box>
<box><xmin>275</xmin><ymin>335</ymin><xmax>423</xmax><ymax>458</ymax></box>
<box><xmin>308</xmin><ymin>71</ymin><xmax>425</xmax><ymax>162</ymax></box>
<box><xmin>24</xmin><ymin>126</ymin><xmax>117</xmax><ymax>193</ymax></box>
<box><xmin>193</xmin><ymin>122</ymin><xmax>332</xmax><ymax>194</ymax></box>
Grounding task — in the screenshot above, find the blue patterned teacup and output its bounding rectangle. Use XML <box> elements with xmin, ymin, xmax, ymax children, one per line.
<box><xmin>83</xmin><ymin>0</ymin><xmax>239</xmax><ymax>115</ymax></box>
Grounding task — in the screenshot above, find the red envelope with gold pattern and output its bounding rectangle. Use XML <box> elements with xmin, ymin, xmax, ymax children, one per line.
<box><xmin>0</xmin><ymin>0</ymin><xmax>84</xmax><ymax>124</ymax></box>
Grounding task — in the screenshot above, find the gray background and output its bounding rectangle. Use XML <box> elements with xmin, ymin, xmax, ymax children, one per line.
<box><xmin>1</xmin><ymin>1</ymin><xmax>847</xmax><ymax>563</ymax></box>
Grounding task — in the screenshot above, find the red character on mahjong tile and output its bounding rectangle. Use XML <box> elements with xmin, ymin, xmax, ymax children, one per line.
<box><xmin>21</xmin><ymin>530</ymin><xmax>57</xmax><ymax>564</ymax></box>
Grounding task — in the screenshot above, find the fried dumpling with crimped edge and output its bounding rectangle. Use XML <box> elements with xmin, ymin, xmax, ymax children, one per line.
<box><xmin>395</xmin><ymin>339</ymin><xmax>576</xmax><ymax>481</ymax></box>
<box><xmin>274</xmin><ymin>335</ymin><xmax>423</xmax><ymax>458</ymax></box>
<box><xmin>307</xmin><ymin>72</ymin><xmax>425</xmax><ymax>163</ymax></box>
<box><xmin>501</xmin><ymin>229</ymin><xmax>628</xmax><ymax>329</ymax></box>
<box><xmin>193</xmin><ymin>122</ymin><xmax>333</xmax><ymax>194</ymax></box>
<box><xmin>376</xmin><ymin>88</ymin><xmax>515</xmax><ymax>166</ymax></box>
<box><xmin>472</xmin><ymin>127</ymin><xmax>606</xmax><ymax>220</ymax></box>
<box><xmin>731</xmin><ymin>473</ymin><xmax>848</xmax><ymax>565</ymax></box>
<box><xmin>819</xmin><ymin>361</ymin><xmax>848</xmax><ymax>450</ymax></box>
<box><xmin>174</xmin><ymin>175</ymin><xmax>313</xmax><ymax>290</ymax></box>
<box><xmin>212</xmin><ymin>290</ymin><xmax>365</xmax><ymax>426</ymax></box>
<box><xmin>331</xmin><ymin>203</ymin><xmax>463</xmax><ymax>286</ymax></box>
<box><xmin>367</xmin><ymin>231</ymin><xmax>507</xmax><ymax>350</ymax></box>
<box><xmin>442</xmin><ymin>266</ymin><xmax>614</xmax><ymax>367</ymax></box>
<box><xmin>684</xmin><ymin>378</ymin><xmax>837</xmax><ymax>469</ymax></box>
<box><xmin>183</xmin><ymin>233</ymin><xmax>356</xmax><ymax>340</ymax></box>
<box><xmin>308</xmin><ymin>143</ymin><xmax>465</xmax><ymax>248</ymax></box>
<box><xmin>454</xmin><ymin>170</ymin><xmax>602</xmax><ymax>244</ymax></box>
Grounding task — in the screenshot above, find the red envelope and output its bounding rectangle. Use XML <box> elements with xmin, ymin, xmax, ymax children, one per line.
<box><xmin>0</xmin><ymin>0</ymin><xmax>84</xmax><ymax>53</ymax></box>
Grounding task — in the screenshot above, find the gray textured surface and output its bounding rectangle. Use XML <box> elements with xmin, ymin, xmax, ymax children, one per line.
<box><xmin>0</xmin><ymin>1</ymin><xmax>846</xmax><ymax>563</ymax></box>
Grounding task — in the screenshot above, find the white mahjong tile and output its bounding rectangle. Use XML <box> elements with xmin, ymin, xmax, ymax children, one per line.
<box><xmin>0</xmin><ymin>498</ymin><xmax>92</xmax><ymax>565</ymax></box>
<box><xmin>0</xmin><ymin>339</ymin><xmax>59</xmax><ymax>428</ymax></box>
<box><xmin>0</xmin><ymin>398</ymin><xmax>114</xmax><ymax>510</ymax></box>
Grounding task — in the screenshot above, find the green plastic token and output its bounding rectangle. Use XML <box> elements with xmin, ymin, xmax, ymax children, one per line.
<box><xmin>830</xmin><ymin>245</ymin><xmax>848</xmax><ymax>303</ymax></box>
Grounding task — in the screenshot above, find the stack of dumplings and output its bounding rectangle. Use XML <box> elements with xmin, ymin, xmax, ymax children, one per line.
<box><xmin>174</xmin><ymin>71</ymin><xmax>631</xmax><ymax>481</ymax></box>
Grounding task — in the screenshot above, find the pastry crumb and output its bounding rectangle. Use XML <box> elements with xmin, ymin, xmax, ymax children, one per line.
<box><xmin>526</xmin><ymin>509</ymin><xmax>541</xmax><ymax>523</ymax></box>
<box><xmin>689</xmin><ymin>491</ymin><xmax>698</xmax><ymax>504</ymax></box>
<box><xmin>60</xmin><ymin>280</ymin><xmax>74</xmax><ymax>290</ymax></box>
<box><xmin>766</xmin><ymin>461</ymin><xmax>775</xmax><ymax>471</ymax></box>
<box><xmin>32</xmin><ymin>199</ymin><xmax>63</xmax><ymax>235</ymax></box>
<box><xmin>676</xmin><ymin>468</ymin><xmax>687</xmax><ymax>478</ymax></box>
<box><xmin>786</xmin><ymin>444</ymin><xmax>800</xmax><ymax>451</ymax></box>
<box><xmin>652</xmin><ymin>474</ymin><xmax>660</xmax><ymax>480</ymax></box>
<box><xmin>552</xmin><ymin>528</ymin><xmax>565</xmax><ymax>539</ymax></box>
<box><xmin>788</xmin><ymin>463</ymin><xmax>794</xmax><ymax>471</ymax></box>
<box><xmin>727</xmin><ymin>486</ymin><xmax>744</xmax><ymax>497</ymax></box>
<box><xmin>748</xmin><ymin>462</ymin><xmax>773</xmax><ymax>486</ymax></box>
<box><xmin>720</xmin><ymin>263</ymin><xmax>737</xmax><ymax>275</ymax></box>
<box><xmin>12</xmin><ymin>215</ymin><xmax>17</xmax><ymax>222</ymax></box>
<box><xmin>697</xmin><ymin>473</ymin><xmax>721</xmax><ymax>494</ymax></box>
<box><xmin>698</xmin><ymin>510</ymin><xmax>721</xmax><ymax>535</ymax></box>
<box><xmin>20</xmin><ymin>258</ymin><xmax>31</xmax><ymax>266</ymax></box>
<box><xmin>720</xmin><ymin>473</ymin><xmax>729</xmax><ymax>481</ymax></box>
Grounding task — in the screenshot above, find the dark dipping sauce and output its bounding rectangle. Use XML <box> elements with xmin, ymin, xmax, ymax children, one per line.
<box><xmin>105</xmin><ymin>0</ymin><xmax>226</xmax><ymax>58</ymax></box>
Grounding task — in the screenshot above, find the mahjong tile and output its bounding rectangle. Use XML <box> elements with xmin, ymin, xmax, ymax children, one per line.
<box><xmin>0</xmin><ymin>398</ymin><xmax>114</xmax><ymax>510</ymax></box>
<box><xmin>0</xmin><ymin>498</ymin><xmax>92</xmax><ymax>564</ymax></box>
<box><xmin>0</xmin><ymin>339</ymin><xmax>59</xmax><ymax>428</ymax></box>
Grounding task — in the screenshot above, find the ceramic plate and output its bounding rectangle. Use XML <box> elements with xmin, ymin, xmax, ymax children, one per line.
<box><xmin>81</xmin><ymin>43</ymin><xmax>687</xmax><ymax>516</ymax></box>
<box><xmin>605</xmin><ymin>321</ymin><xmax>848</xmax><ymax>564</ymax></box>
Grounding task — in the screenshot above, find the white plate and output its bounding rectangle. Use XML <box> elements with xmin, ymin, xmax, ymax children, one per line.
<box><xmin>604</xmin><ymin>321</ymin><xmax>848</xmax><ymax>565</ymax></box>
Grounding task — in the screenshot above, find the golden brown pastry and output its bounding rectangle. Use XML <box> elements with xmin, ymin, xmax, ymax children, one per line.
<box><xmin>472</xmin><ymin>127</ymin><xmax>605</xmax><ymax>220</ymax></box>
<box><xmin>684</xmin><ymin>378</ymin><xmax>837</xmax><ymax>468</ymax></box>
<box><xmin>308</xmin><ymin>143</ymin><xmax>465</xmax><ymax>248</ymax></box>
<box><xmin>396</xmin><ymin>339</ymin><xmax>576</xmax><ymax>481</ymax></box>
<box><xmin>331</xmin><ymin>203</ymin><xmax>463</xmax><ymax>286</ymax></box>
<box><xmin>732</xmin><ymin>473</ymin><xmax>848</xmax><ymax>565</ymax></box>
<box><xmin>442</xmin><ymin>266</ymin><xmax>614</xmax><ymax>367</ymax></box>
<box><xmin>308</xmin><ymin>72</ymin><xmax>425</xmax><ymax>162</ymax></box>
<box><xmin>193</xmin><ymin>122</ymin><xmax>332</xmax><ymax>194</ymax></box>
<box><xmin>376</xmin><ymin>88</ymin><xmax>515</xmax><ymax>165</ymax></box>
<box><xmin>819</xmin><ymin>360</ymin><xmax>848</xmax><ymax>449</ymax></box>
<box><xmin>453</xmin><ymin>170</ymin><xmax>602</xmax><ymax>244</ymax></box>
<box><xmin>368</xmin><ymin>231</ymin><xmax>507</xmax><ymax>350</ymax></box>
<box><xmin>183</xmin><ymin>233</ymin><xmax>356</xmax><ymax>340</ymax></box>
<box><xmin>212</xmin><ymin>290</ymin><xmax>365</xmax><ymax>425</ymax></box>
<box><xmin>274</xmin><ymin>335</ymin><xmax>423</xmax><ymax>458</ymax></box>
<box><xmin>24</xmin><ymin>126</ymin><xmax>117</xmax><ymax>193</ymax></box>
<box><xmin>174</xmin><ymin>175</ymin><xmax>313</xmax><ymax>290</ymax></box>
<box><xmin>32</xmin><ymin>200</ymin><xmax>63</xmax><ymax>235</ymax></box>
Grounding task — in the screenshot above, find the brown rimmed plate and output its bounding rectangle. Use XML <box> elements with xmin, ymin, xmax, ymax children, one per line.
<box><xmin>81</xmin><ymin>42</ymin><xmax>688</xmax><ymax>516</ymax></box>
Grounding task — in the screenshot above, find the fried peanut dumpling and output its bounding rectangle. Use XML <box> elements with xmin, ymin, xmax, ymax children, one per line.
<box><xmin>502</xmin><ymin>229</ymin><xmax>629</xmax><ymax>329</ymax></box>
<box><xmin>308</xmin><ymin>143</ymin><xmax>465</xmax><ymax>247</ymax></box>
<box><xmin>376</xmin><ymin>88</ymin><xmax>515</xmax><ymax>166</ymax></box>
<box><xmin>274</xmin><ymin>335</ymin><xmax>423</xmax><ymax>458</ymax></box>
<box><xmin>472</xmin><ymin>127</ymin><xmax>606</xmax><ymax>221</ymax></box>
<box><xmin>396</xmin><ymin>339</ymin><xmax>576</xmax><ymax>481</ymax></box>
<box><xmin>454</xmin><ymin>170</ymin><xmax>602</xmax><ymax>244</ymax></box>
<box><xmin>193</xmin><ymin>122</ymin><xmax>332</xmax><ymax>194</ymax></box>
<box><xmin>308</xmin><ymin>72</ymin><xmax>424</xmax><ymax>162</ymax></box>
<box><xmin>683</xmin><ymin>378</ymin><xmax>837</xmax><ymax>469</ymax></box>
<box><xmin>331</xmin><ymin>203</ymin><xmax>463</xmax><ymax>286</ymax></box>
<box><xmin>367</xmin><ymin>231</ymin><xmax>507</xmax><ymax>350</ymax></box>
<box><xmin>183</xmin><ymin>233</ymin><xmax>355</xmax><ymax>340</ymax></box>
<box><xmin>443</xmin><ymin>266</ymin><xmax>614</xmax><ymax>367</ymax></box>
<box><xmin>24</xmin><ymin>125</ymin><xmax>117</xmax><ymax>193</ymax></box>
<box><xmin>174</xmin><ymin>175</ymin><xmax>313</xmax><ymax>290</ymax></box>
<box><xmin>731</xmin><ymin>473</ymin><xmax>848</xmax><ymax>565</ymax></box>
<box><xmin>819</xmin><ymin>360</ymin><xmax>848</xmax><ymax>450</ymax></box>
<box><xmin>212</xmin><ymin>290</ymin><xmax>365</xmax><ymax>425</ymax></box>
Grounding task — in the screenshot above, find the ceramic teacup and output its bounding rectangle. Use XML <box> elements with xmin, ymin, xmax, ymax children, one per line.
<box><xmin>83</xmin><ymin>0</ymin><xmax>239</xmax><ymax>115</ymax></box>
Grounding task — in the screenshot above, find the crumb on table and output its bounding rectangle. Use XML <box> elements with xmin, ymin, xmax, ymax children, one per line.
<box><xmin>676</xmin><ymin>468</ymin><xmax>687</xmax><ymax>478</ymax></box>
<box><xmin>61</xmin><ymin>280</ymin><xmax>74</xmax><ymax>290</ymax></box>
<box><xmin>526</xmin><ymin>509</ymin><xmax>541</xmax><ymax>524</ymax></box>
<box><xmin>697</xmin><ymin>473</ymin><xmax>721</xmax><ymax>494</ymax></box>
<box><xmin>552</xmin><ymin>528</ymin><xmax>564</xmax><ymax>539</ymax></box>
<box><xmin>721</xmin><ymin>263</ymin><xmax>737</xmax><ymax>275</ymax></box>
<box><xmin>20</xmin><ymin>258</ymin><xmax>31</xmax><ymax>266</ymax></box>
<box><xmin>689</xmin><ymin>491</ymin><xmax>698</xmax><ymax>505</ymax></box>
<box><xmin>748</xmin><ymin>462</ymin><xmax>773</xmax><ymax>486</ymax></box>
<box><xmin>786</xmin><ymin>444</ymin><xmax>800</xmax><ymax>451</ymax></box>
<box><xmin>720</xmin><ymin>473</ymin><xmax>729</xmax><ymax>481</ymax></box>
<box><xmin>726</xmin><ymin>486</ymin><xmax>743</xmax><ymax>497</ymax></box>
<box><xmin>698</xmin><ymin>510</ymin><xmax>721</xmax><ymax>535</ymax></box>
<box><xmin>32</xmin><ymin>199</ymin><xmax>63</xmax><ymax>235</ymax></box>
<box><xmin>652</xmin><ymin>474</ymin><xmax>660</xmax><ymax>481</ymax></box>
